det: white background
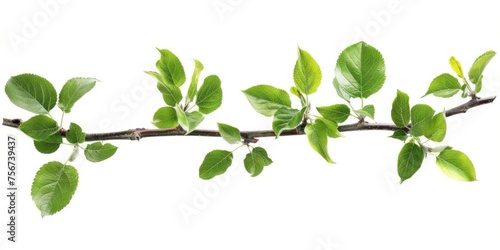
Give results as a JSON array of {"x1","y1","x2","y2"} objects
[{"x1": 1, "y1": 0, "x2": 499, "y2": 249}]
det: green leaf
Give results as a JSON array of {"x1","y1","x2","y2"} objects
[
  {"x1": 84, "y1": 142, "x2": 118, "y2": 162},
  {"x1": 244, "y1": 147, "x2": 273, "y2": 177},
  {"x1": 199, "y1": 150, "x2": 234, "y2": 180},
  {"x1": 185, "y1": 111, "x2": 204, "y2": 134},
  {"x1": 354, "y1": 104, "x2": 375, "y2": 119},
  {"x1": 305, "y1": 121, "x2": 335, "y2": 163},
  {"x1": 243, "y1": 84, "x2": 292, "y2": 117},
  {"x1": 391, "y1": 90, "x2": 410, "y2": 128},
  {"x1": 316, "y1": 118, "x2": 342, "y2": 138},
  {"x1": 409, "y1": 104, "x2": 435, "y2": 137},
  {"x1": 293, "y1": 47, "x2": 322, "y2": 95},
  {"x1": 145, "y1": 71, "x2": 163, "y2": 83},
  {"x1": 426, "y1": 112, "x2": 446, "y2": 142},
  {"x1": 460, "y1": 84, "x2": 468, "y2": 98},
  {"x1": 187, "y1": 59, "x2": 204, "y2": 102},
  {"x1": 468, "y1": 50, "x2": 496, "y2": 84},
  {"x1": 152, "y1": 107, "x2": 178, "y2": 128},
  {"x1": 423, "y1": 73, "x2": 461, "y2": 98},
  {"x1": 449, "y1": 56, "x2": 464, "y2": 78},
  {"x1": 175, "y1": 106, "x2": 189, "y2": 131},
  {"x1": 196, "y1": 75, "x2": 223, "y2": 114},
  {"x1": 475, "y1": 75, "x2": 483, "y2": 93},
  {"x1": 272, "y1": 107, "x2": 306, "y2": 137},
  {"x1": 34, "y1": 141, "x2": 60, "y2": 154},
  {"x1": 156, "y1": 48, "x2": 186, "y2": 87},
  {"x1": 175, "y1": 107, "x2": 204, "y2": 134},
  {"x1": 19, "y1": 115, "x2": 59, "y2": 140},
  {"x1": 58, "y1": 78, "x2": 97, "y2": 113},
  {"x1": 31, "y1": 161, "x2": 78, "y2": 217},
  {"x1": 290, "y1": 86, "x2": 307, "y2": 107},
  {"x1": 429, "y1": 146, "x2": 453, "y2": 153},
  {"x1": 398, "y1": 143, "x2": 425, "y2": 183},
  {"x1": 66, "y1": 123, "x2": 86, "y2": 144},
  {"x1": 333, "y1": 78, "x2": 351, "y2": 101},
  {"x1": 217, "y1": 123, "x2": 242, "y2": 144},
  {"x1": 436, "y1": 149, "x2": 476, "y2": 181},
  {"x1": 34, "y1": 133, "x2": 62, "y2": 154},
  {"x1": 316, "y1": 104, "x2": 350, "y2": 123},
  {"x1": 390, "y1": 130, "x2": 408, "y2": 142},
  {"x1": 5, "y1": 73, "x2": 57, "y2": 114},
  {"x1": 157, "y1": 82, "x2": 182, "y2": 106},
  {"x1": 335, "y1": 42, "x2": 386, "y2": 98},
  {"x1": 68, "y1": 145, "x2": 79, "y2": 162},
  {"x1": 290, "y1": 86, "x2": 301, "y2": 98}
]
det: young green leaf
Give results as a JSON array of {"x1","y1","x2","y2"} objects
[
  {"x1": 187, "y1": 59, "x2": 204, "y2": 102},
  {"x1": 185, "y1": 111, "x2": 204, "y2": 134},
  {"x1": 398, "y1": 142, "x2": 425, "y2": 183},
  {"x1": 305, "y1": 121, "x2": 335, "y2": 163},
  {"x1": 316, "y1": 104, "x2": 350, "y2": 123},
  {"x1": 244, "y1": 147, "x2": 273, "y2": 177},
  {"x1": 460, "y1": 84, "x2": 468, "y2": 98},
  {"x1": 474, "y1": 75, "x2": 483, "y2": 93},
  {"x1": 390, "y1": 130, "x2": 408, "y2": 142},
  {"x1": 5, "y1": 73, "x2": 57, "y2": 114},
  {"x1": 290, "y1": 86, "x2": 307, "y2": 107},
  {"x1": 426, "y1": 112, "x2": 446, "y2": 142},
  {"x1": 175, "y1": 107, "x2": 204, "y2": 134},
  {"x1": 436, "y1": 149, "x2": 476, "y2": 181},
  {"x1": 335, "y1": 42, "x2": 386, "y2": 98},
  {"x1": 243, "y1": 84, "x2": 292, "y2": 117},
  {"x1": 217, "y1": 123, "x2": 242, "y2": 144},
  {"x1": 19, "y1": 115, "x2": 59, "y2": 140},
  {"x1": 423, "y1": 73, "x2": 461, "y2": 98},
  {"x1": 429, "y1": 146, "x2": 453, "y2": 153},
  {"x1": 468, "y1": 50, "x2": 496, "y2": 84},
  {"x1": 84, "y1": 142, "x2": 118, "y2": 162},
  {"x1": 354, "y1": 104, "x2": 375, "y2": 119},
  {"x1": 391, "y1": 90, "x2": 410, "y2": 128},
  {"x1": 196, "y1": 75, "x2": 222, "y2": 114},
  {"x1": 293, "y1": 47, "x2": 322, "y2": 95},
  {"x1": 290, "y1": 86, "x2": 301, "y2": 98},
  {"x1": 58, "y1": 78, "x2": 97, "y2": 113},
  {"x1": 316, "y1": 118, "x2": 342, "y2": 138},
  {"x1": 175, "y1": 106, "x2": 189, "y2": 131},
  {"x1": 152, "y1": 107, "x2": 178, "y2": 128},
  {"x1": 157, "y1": 82, "x2": 183, "y2": 106},
  {"x1": 272, "y1": 107, "x2": 306, "y2": 137},
  {"x1": 156, "y1": 48, "x2": 186, "y2": 87},
  {"x1": 68, "y1": 144, "x2": 79, "y2": 162},
  {"x1": 145, "y1": 71, "x2": 164, "y2": 83},
  {"x1": 449, "y1": 56, "x2": 464, "y2": 78},
  {"x1": 409, "y1": 104, "x2": 435, "y2": 137},
  {"x1": 199, "y1": 150, "x2": 234, "y2": 180},
  {"x1": 333, "y1": 78, "x2": 351, "y2": 101},
  {"x1": 31, "y1": 161, "x2": 79, "y2": 217},
  {"x1": 66, "y1": 123, "x2": 86, "y2": 144}
]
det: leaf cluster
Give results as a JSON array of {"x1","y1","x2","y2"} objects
[
  {"x1": 5, "y1": 75, "x2": 117, "y2": 216},
  {"x1": 147, "y1": 49, "x2": 223, "y2": 133},
  {"x1": 391, "y1": 51, "x2": 496, "y2": 182}
]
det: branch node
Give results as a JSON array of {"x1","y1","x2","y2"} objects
[
  {"x1": 243, "y1": 137, "x2": 259, "y2": 144},
  {"x1": 12, "y1": 118, "x2": 22, "y2": 125},
  {"x1": 59, "y1": 128, "x2": 67, "y2": 136},
  {"x1": 131, "y1": 132, "x2": 141, "y2": 141}
]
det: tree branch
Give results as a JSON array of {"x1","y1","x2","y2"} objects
[{"x1": 3, "y1": 96, "x2": 496, "y2": 142}]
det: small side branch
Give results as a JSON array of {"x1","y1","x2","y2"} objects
[{"x1": 2, "y1": 96, "x2": 496, "y2": 142}]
